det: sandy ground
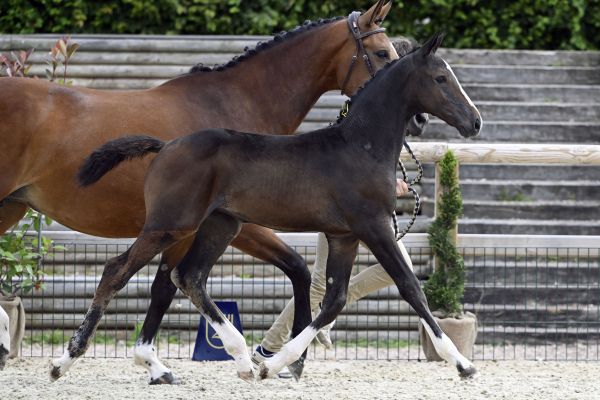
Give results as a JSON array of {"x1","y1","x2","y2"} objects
[{"x1": 1, "y1": 358, "x2": 598, "y2": 400}]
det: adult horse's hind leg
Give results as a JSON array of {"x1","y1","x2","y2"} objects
[
  {"x1": 358, "y1": 221, "x2": 477, "y2": 379},
  {"x1": 133, "y1": 237, "x2": 193, "y2": 385},
  {"x1": 50, "y1": 229, "x2": 193, "y2": 381},
  {"x1": 169, "y1": 212, "x2": 255, "y2": 381},
  {"x1": 259, "y1": 233, "x2": 359, "y2": 380},
  {"x1": 0, "y1": 199, "x2": 28, "y2": 233}
]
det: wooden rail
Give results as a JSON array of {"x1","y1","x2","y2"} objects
[{"x1": 400, "y1": 142, "x2": 600, "y2": 165}]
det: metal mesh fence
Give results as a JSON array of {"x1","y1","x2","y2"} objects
[{"x1": 18, "y1": 241, "x2": 600, "y2": 361}]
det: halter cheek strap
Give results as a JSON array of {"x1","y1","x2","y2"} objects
[{"x1": 340, "y1": 11, "x2": 386, "y2": 96}]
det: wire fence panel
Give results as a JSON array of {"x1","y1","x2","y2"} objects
[{"x1": 18, "y1": 240, "x2": 600, "y2": 361}]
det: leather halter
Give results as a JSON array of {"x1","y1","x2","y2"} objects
[{"x1": 340, "y1": 11, "x2": 387, "y2": 96}]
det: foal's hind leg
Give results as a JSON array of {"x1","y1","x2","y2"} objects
[
  {"x1": 170, "y1": 212, "x2": 255, "y2": 381},
  {"x1": 259, "y1": 234, "x2": 359, "y2": 380},
  {"x1": 358, "y1": 221, "x2": 477, "y2": 379},
  {"x1": 133, "y1": 237, "x2": 193, "y2": 385},
  {"x1": 50, "y1": 229, "x2": 192, "y2": 381}
]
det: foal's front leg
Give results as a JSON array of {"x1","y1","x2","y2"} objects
[
  {"x1": 358, "y1": 221, "x2": 477, "y2": 379},
  {"x1": 170, "y1": 212, "x2": 255, "y2": 382},
  {"x1": 258, "y1": 233, "x2": 359, "y2": 380}
]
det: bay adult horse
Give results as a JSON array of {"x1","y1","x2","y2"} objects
[
  {"x1": 0, "y1": 1, "x2": 427, "y2": 383},
  {"x1": 75, "y1": 33, "x2": 481, "y2": 383}
]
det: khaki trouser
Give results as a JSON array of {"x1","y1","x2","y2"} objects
[{"x1": 260, "y1": 232, "x2": 414, "y2": 352}]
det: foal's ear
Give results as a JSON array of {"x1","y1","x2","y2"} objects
[{"x1": 420, "y1": 32, "x2": 445, "y2": 57}]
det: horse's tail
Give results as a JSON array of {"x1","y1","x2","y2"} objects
[{"x1": 77, "y1": 135, "x2": 165, "y2": 187}]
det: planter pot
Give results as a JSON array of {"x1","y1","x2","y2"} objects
[
  {"x1": 419, "y1": 311, "x2": 478, "y2": 361},
  {"x1": 0, "y1": 296, "x2": 26, "y2": 359}
]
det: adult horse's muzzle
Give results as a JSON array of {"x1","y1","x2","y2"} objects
[{"x1": 406, "y1": 113, "x2": 429, "y2": 136}]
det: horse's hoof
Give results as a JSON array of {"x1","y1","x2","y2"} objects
[
  {"x1": 258, "y1": 362, "x2": 270, "y2": 381},
  {"x1": 149, "y1": 372, "x2": 181, "y2": 385},
  {"x1": 237, "y1": 369, "x2": 255, "y2": 383},
  {"x1": 49, "y1": 364, "x2": 63, "y2": 382},
  {"x1": 0, "y1": 346, "x2": 8, "y2": 371},
  {"x1": 287, "y1": 358, "x2": 305, "y2": 382},
  {"x1": 458, "y1": 365, "x2": 478, "y2": 380}
]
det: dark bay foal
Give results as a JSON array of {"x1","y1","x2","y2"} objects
[{"x1": 74, "y1": 33, "x2": 481, "y2": 381}]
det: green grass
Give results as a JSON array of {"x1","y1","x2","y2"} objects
[
  {"x1": 24, "y1": 330, "x2": 66, "y2": 345},
  {"x1": 497, "y1": 189, "x2": 533, "y2": 202}
]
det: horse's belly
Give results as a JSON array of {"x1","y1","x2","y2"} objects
[{"x1": 26, "y1": 175, "x2": 147, "y2": 238}]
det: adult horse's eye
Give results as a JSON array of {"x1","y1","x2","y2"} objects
[
  {"x1": 435, "y1": 75, "x2": 447, "y2": 84},
  {"x1": 375, "y1": 50, "x2": 389, "y2": 59}
]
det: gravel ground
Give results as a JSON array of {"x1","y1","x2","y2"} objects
[{"x1": 1, "y1": 357, "x2": 598, "y2": 400}]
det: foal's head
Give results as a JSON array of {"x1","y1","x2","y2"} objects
[{"x1": 408, "y1": 33, "x2": 482, "y2": 138}]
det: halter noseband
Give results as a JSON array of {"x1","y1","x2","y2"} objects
[{"x1": 340, "y1": 11, "x2": 386, "y2": 96}]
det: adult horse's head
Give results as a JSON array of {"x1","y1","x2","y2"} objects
[
  {"x1": 331, "y1": 1, "x2": 428, "y2": 135},
  {"x1": 408, "y1": 33, "x2": 481, "y2": 138}
]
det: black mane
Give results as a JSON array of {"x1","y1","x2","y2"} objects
[{"x1": 189, "y1": 17, "x2": 344, "y2": 74}]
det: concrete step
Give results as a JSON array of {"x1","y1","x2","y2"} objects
[
  {"x1": 413, "y1": 120, "x2": 600, "y2": 143},
  {"x1": 459, "y1": 219, "x2": 600, "y2": 235},
  {"x1": 458, "y1": 164, "x2": 599, "y2": 181},
  {"x1": 421, "y1": 200, "x2": 600, "y2": 221},
  {"x1": 466, "y1": 263, "x2": 600, "y2": 286},
  {"x1": 439, "y1": 49, "x2": 600, "y2": 67},
  {"x1": 456, "y1": 179, "x2": 600, "y2": 201},
  {"x1": 453, "y1": 65, "x2": 600, "y2": 85},
  {"x1": 460, "y1": 84, "x2": 600, "y2": 103},
  {"x1": 464, "y1": 284, "x2": 600, "y2": 305},
  {"x1": 470, "y1": 304, "x2": 600, "y2": 326},
  {"x1": 476, "y1": 325, "x2": 600, "y2": 344}
]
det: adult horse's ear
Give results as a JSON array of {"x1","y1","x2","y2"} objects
[
  {"x1": 362, "y1": 0, "x2": 389, "y2": 26},
  {"x1": 420, "y1": 32, "x2": 445, "y2": 57}
]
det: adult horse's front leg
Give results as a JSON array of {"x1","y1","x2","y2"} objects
[
  {"x1": 258, "y1": 233, "x2": 359, "y2": 380},
  {"x1": 169, "y1": 212, "x2": 255, "y2": 382},
  {"x1": 357, "y1": 220, "x2": 477, "y2": 379},
  {"x1": 50, "y1": 230, "x2": 191, "y2": 381}
]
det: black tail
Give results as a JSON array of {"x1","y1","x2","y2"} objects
[{"x1": 77, "y1": 135, "x2": 165, "y2": 187}]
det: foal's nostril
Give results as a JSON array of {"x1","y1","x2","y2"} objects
[
  {"x1": 416, "y1": 114, "x2": 428, "y2": 125},
  {"x1": 474, "y1": 118, "x2": 481, "y2": 131}
]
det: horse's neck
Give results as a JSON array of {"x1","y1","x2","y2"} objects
[
  {"x1": 165, "y1": 23, "x2": 344, "y2": 135},
  {"x1": 341, "y1": 70, "x2": 413, "y2": 164}
]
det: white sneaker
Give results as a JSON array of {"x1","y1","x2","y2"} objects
[{"x1": 251, "y1": 345, "x2": 293, "y2": 379}]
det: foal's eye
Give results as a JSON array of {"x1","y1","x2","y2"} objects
[
  {"x1": 375, "y1": 50, "x2": 389, "y2": 59},
  {"x1": 435, "y1": 75, "x2": 447, "y2": 84}
]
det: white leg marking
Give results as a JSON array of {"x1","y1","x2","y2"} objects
[
  {"x1": 133, "y1": 342, "x2": 172, "y2": 382},
  {"x1": 421, "y1": 319, "x2": 473, "y2": 370},
  {"x1": 50, "y1": 350, "x2": 77, "y2": 380},
  {"x1": 261, "y1": 326, "x2": 317, "y2": 379},
  {"x1": 0, "y1": 306, "x2": 10, "y2": 369},
  {"x1": 207, "y1": 317, "x2": 253, "y2": 381}
]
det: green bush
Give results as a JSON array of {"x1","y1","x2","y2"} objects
[
  {"x1": 423, "y1": 150, "x2": 465, "y2": 316},
  {"x1": 1, "y1": 0, "x2": 597, "y2": 50}
]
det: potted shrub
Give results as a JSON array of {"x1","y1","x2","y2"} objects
[
  {"x1": 420, "y1": 150, "x2": 477, "y2": 361},
  {"x1": 0, "y1": 210, "x2": 54, "y2": 358}
]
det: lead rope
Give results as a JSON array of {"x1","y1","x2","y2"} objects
[{"x1": 393, "y1": 141, "x2": 423, "y2": 240}]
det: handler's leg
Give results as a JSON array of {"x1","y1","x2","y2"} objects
[{"x1": 0, "y1": 305, "x2": 9, "y2": 370}]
